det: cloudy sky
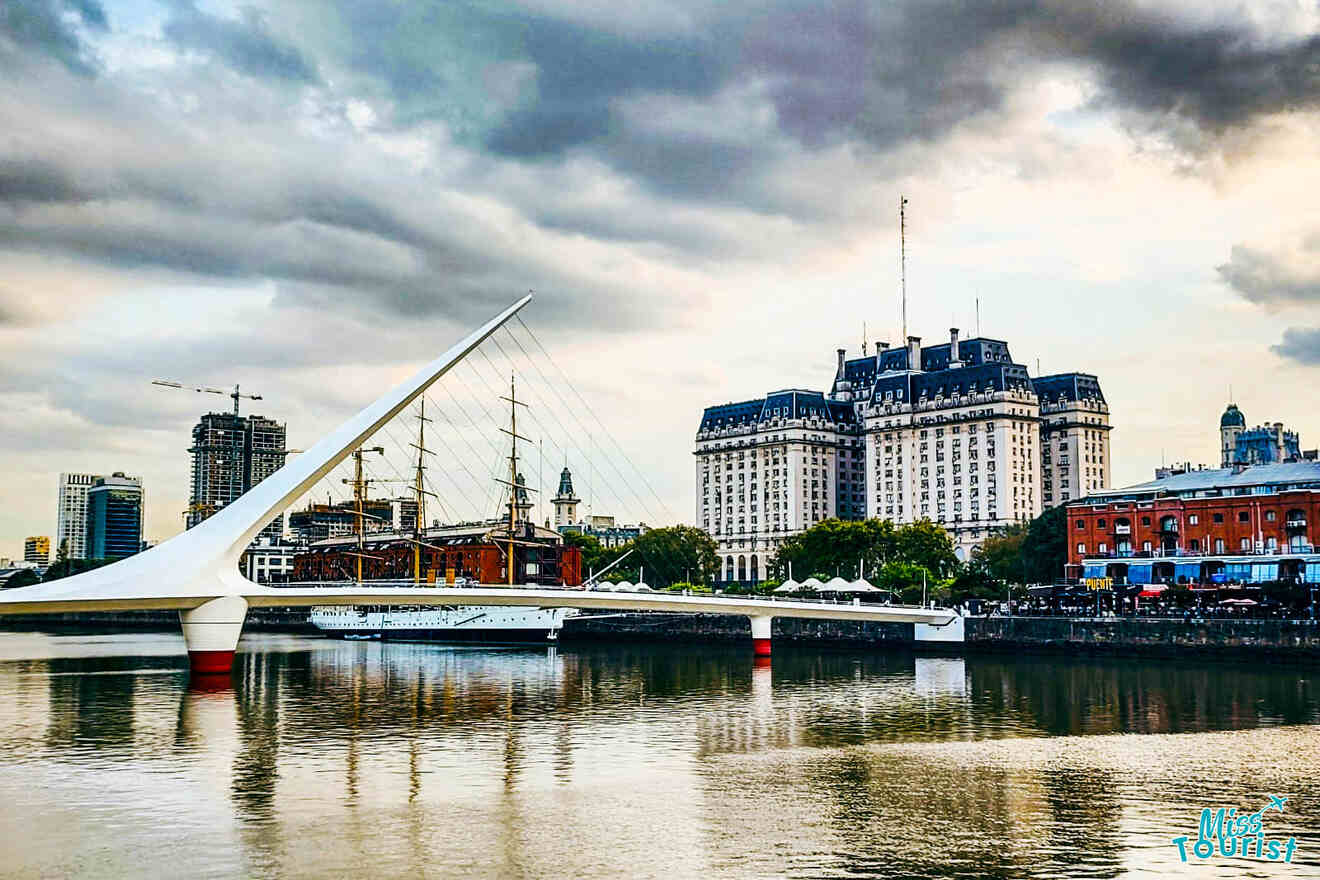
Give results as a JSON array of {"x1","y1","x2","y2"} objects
[{"x1": 4, "y1": 0, "x2": 1320, "y2": 550}]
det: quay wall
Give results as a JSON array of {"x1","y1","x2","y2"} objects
[
  {"x1": 4, "y1": 608, "x2": 1320, "y2": 659},
  {"x1": 565, "y1": 613, "x2": 1320, "y2": 659}
]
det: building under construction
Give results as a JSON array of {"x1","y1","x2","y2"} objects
[
  {"x1": 188, "y1": 412, "x2": 287, "y2": 540},
  {"x1": 290, "y1": 520, "x2": 582, "y2": 586}
]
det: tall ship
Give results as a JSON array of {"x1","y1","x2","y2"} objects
[{"x1": 302, "y1": 381, "x2": 584, "y2": 645}]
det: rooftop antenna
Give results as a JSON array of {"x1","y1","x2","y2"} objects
[
  {"x1": 900, "y1": 195, "x2": 908, "y2": 344},
  {"x1": 862, "y1": 320, "x2": 867, "y2": 355},
  {"x1": 975, "y1": 296, "x2": 981, "y2": 337}
]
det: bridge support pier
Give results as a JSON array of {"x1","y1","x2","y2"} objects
[
  {"x1": 750, "y1": 615, "x2": 772, "y2": 657},
  {"x1": 179, "y1": 596, "x2": 248, "y2": 675}
]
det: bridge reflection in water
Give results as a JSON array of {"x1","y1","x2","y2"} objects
[{"x1": 1, "y1": 632, "x2": 1319, "y2": 878}]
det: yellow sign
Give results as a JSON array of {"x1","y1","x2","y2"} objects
[
  {"x1": 1084, "y1": 577, "x2": 1113, "y2": 591},
  {"x1": 446, "y1": 567, "x2": 456, "y2": 585}
]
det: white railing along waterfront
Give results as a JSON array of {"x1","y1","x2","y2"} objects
[{"x1": 270, "y1": 581, "x2": 934, "y2": 610}]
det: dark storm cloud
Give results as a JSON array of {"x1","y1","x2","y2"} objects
[
  {"x1": 484, "y1": 12, "x2": 726, "y2": 157},
  {"x1": 0, "y1": 158, "x2": 88, "y2": 203},
  {"x1": 0, "y1": 0, "x2": 106, "y2": 73},
  {"x1": 302, "y1": 0, "x2": 1320, "y2": 206},
  {"x1": 1043, "y1": 6, "x2": 1320, "y2": 134},
  {"x1": 1216, "y1": 244, "x2": 1320, "y2": 306},
  {"x1": 1272, "y1": 327, "x2": 1320, "y2": 366},
  {"x1": 163, "y1": 1, "x2": 318, "y2": 83}
]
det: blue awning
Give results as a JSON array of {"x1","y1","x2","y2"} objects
[
  {"x1": 1174, "y1": 563, "x2": 1201, "y2": 582},
  {"x1": 1083, "y1": 564, "x2": 1105, "y2": 579},
  {"x1": 1249, "y1": 563, "x2": 1278, "y2": 583},
  {"x1": 1128, "y1": 563, "x2": 1153, "y2": 585}
]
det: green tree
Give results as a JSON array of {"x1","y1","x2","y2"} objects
[
  {"x1": 593, "y1": 525, "x2": 719, "y2": 588},
  {"x1": 893, "y1": 519, "x2": 959, "y2": 579},
  {"x1": 772, "y1": 518, "x2": 899, "y2": 581},
  {"x1": 977, "y1": 523, "x2": 1028, "y2": 584},
  {"x1": 562, "y1": 531, "x2": 612, "y2": 579},
  {"x1": 2, "y1": 569, "x2": 39, "y2": 589},
  {"x1": 947, "y1": 559, "x2": 999, "y2": 603},
  {"x1": 42, "y1": 557, "x2": 114, "y2": 582},
  {"x1": 1021, "y1": 504, "x2": 1069, "y2": 584}
]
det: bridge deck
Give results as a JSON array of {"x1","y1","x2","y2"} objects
[{"x1": 0, "y1": 583, "x2": 957, "y2": 626}]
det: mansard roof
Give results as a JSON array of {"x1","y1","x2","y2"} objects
[
  {"x1": 1033, "y1": 372, "x2": 1106, "y2": 405},
  {"x1": 698, "y1": 389, "x2": 856, "y2": 432},
  {"x1": 869, "y1": 361, "x2": 1033, "y2": 404},
  {"x1": 837, "y1": 337, "x2": 1017, "y2": 391}
]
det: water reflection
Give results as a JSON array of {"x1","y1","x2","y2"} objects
[{"x1": 0, "y1": 632, "x2": 1317, "y2": 878}]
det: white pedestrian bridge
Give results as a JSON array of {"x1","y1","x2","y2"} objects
[{"x1": 0, "y1": 294, "x2": 955, "y2": 673}]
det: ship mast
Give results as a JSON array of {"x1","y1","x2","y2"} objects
[
  {"x1": 498, "y1": 374, "x2": 533, "y2": 586},
  {"x1": 343, "y1": 446, "x2": 383, "y2": 583},
  {"x1": 410, "y1": 399, "x2": 434, "y2": 586}
]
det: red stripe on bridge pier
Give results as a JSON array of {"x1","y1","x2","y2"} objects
[
  {"x1": 188, "y1": 650, "x2": 235, "y2": 674},
  {"x1": 752, "y1": 638, "x2": 772, "y2": 657}
]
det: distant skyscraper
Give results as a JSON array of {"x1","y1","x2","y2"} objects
[
  {"x1": 86, "y1": 473, "x2": 144, "y2": 559},
  {"x1": 188, "y1": 412, "x2": 287, "y2": 540},
  {"x1": 24, "y1": 536, "x2": 49, "y2": 565},
  {"x1": 56, "y1": 472, "x2": 98, "y2": 560}
]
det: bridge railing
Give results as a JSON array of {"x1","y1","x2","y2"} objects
[{"x1": 270, "y1": 581, "x2": 941, "y2": 610}]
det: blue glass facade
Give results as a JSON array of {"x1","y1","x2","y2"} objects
[{"x1": 86, "y1": 478, "x2": 143, "y2": 559}]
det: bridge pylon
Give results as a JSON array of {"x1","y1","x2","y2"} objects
[
  {"x1": 180, "y1": 596, "x2": 248, "y2": 674},
  {"x1": 750, "y1": 615, "x2": 773, "y2": 657}
]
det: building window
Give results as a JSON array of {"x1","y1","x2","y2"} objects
[
  {"x1": 1077, "y1": 542, "x2": 1085, "y2": 554},
  {"x1": 1213, "y1": 513, "x2": 1224, "y2": 524},
  {"x1": 1189, "y1": 514, "x2": 1199, "y2": 525},
  {"x1": 1097, "y1": 518, "x2": 1106, "y2": 528},
  {"x1": 1238, "y1": 511, "x2": 1249, "y2": 523},
  {"x1": 1075, "y1": 520, "x2": 1085, "y2": 530}
]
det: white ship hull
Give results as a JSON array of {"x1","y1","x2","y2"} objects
[{"x1": 309, "y1": 605, "x2": 574, "y2": 645}]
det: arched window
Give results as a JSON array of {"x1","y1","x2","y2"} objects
[
  {"x1": 737, "y1": 555, "x2": 746, "y2": 581},
  {"x1": 750, "y1": 555, "x2": 759, "y2": 583},
  {"x1": 725, "y1": 556, "x2": 734, "y2": 582}
]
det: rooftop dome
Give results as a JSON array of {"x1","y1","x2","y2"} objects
[{"x1": 1221, "y1": 403, "x2": 1246, "y2": 428}]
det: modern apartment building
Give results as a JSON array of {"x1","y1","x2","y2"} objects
[
  {"x1": 56, "y1": 472, "x2": 100, "y2": 560},
  {"x1": 696, "y1": 328, "x2": 1110, "y2": 580}
]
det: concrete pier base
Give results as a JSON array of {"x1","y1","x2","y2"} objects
[
  {"x1": 750, "y1": 615, "x2": 773, "y2": 656},
  {"x1": 179, "y1": 596, "x2": 248, "y2": 675}
]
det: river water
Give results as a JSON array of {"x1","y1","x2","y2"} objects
[{"x1": 0, "y1": 631, "x2": 1317, "y2": 879}]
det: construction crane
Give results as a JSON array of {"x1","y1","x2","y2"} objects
[
  {"x1": 152, "y1": 378, "x2": 265, "y2": 527},
  {"x1": 151, "y1": 379, "x2": 262, "y2": 417}
]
